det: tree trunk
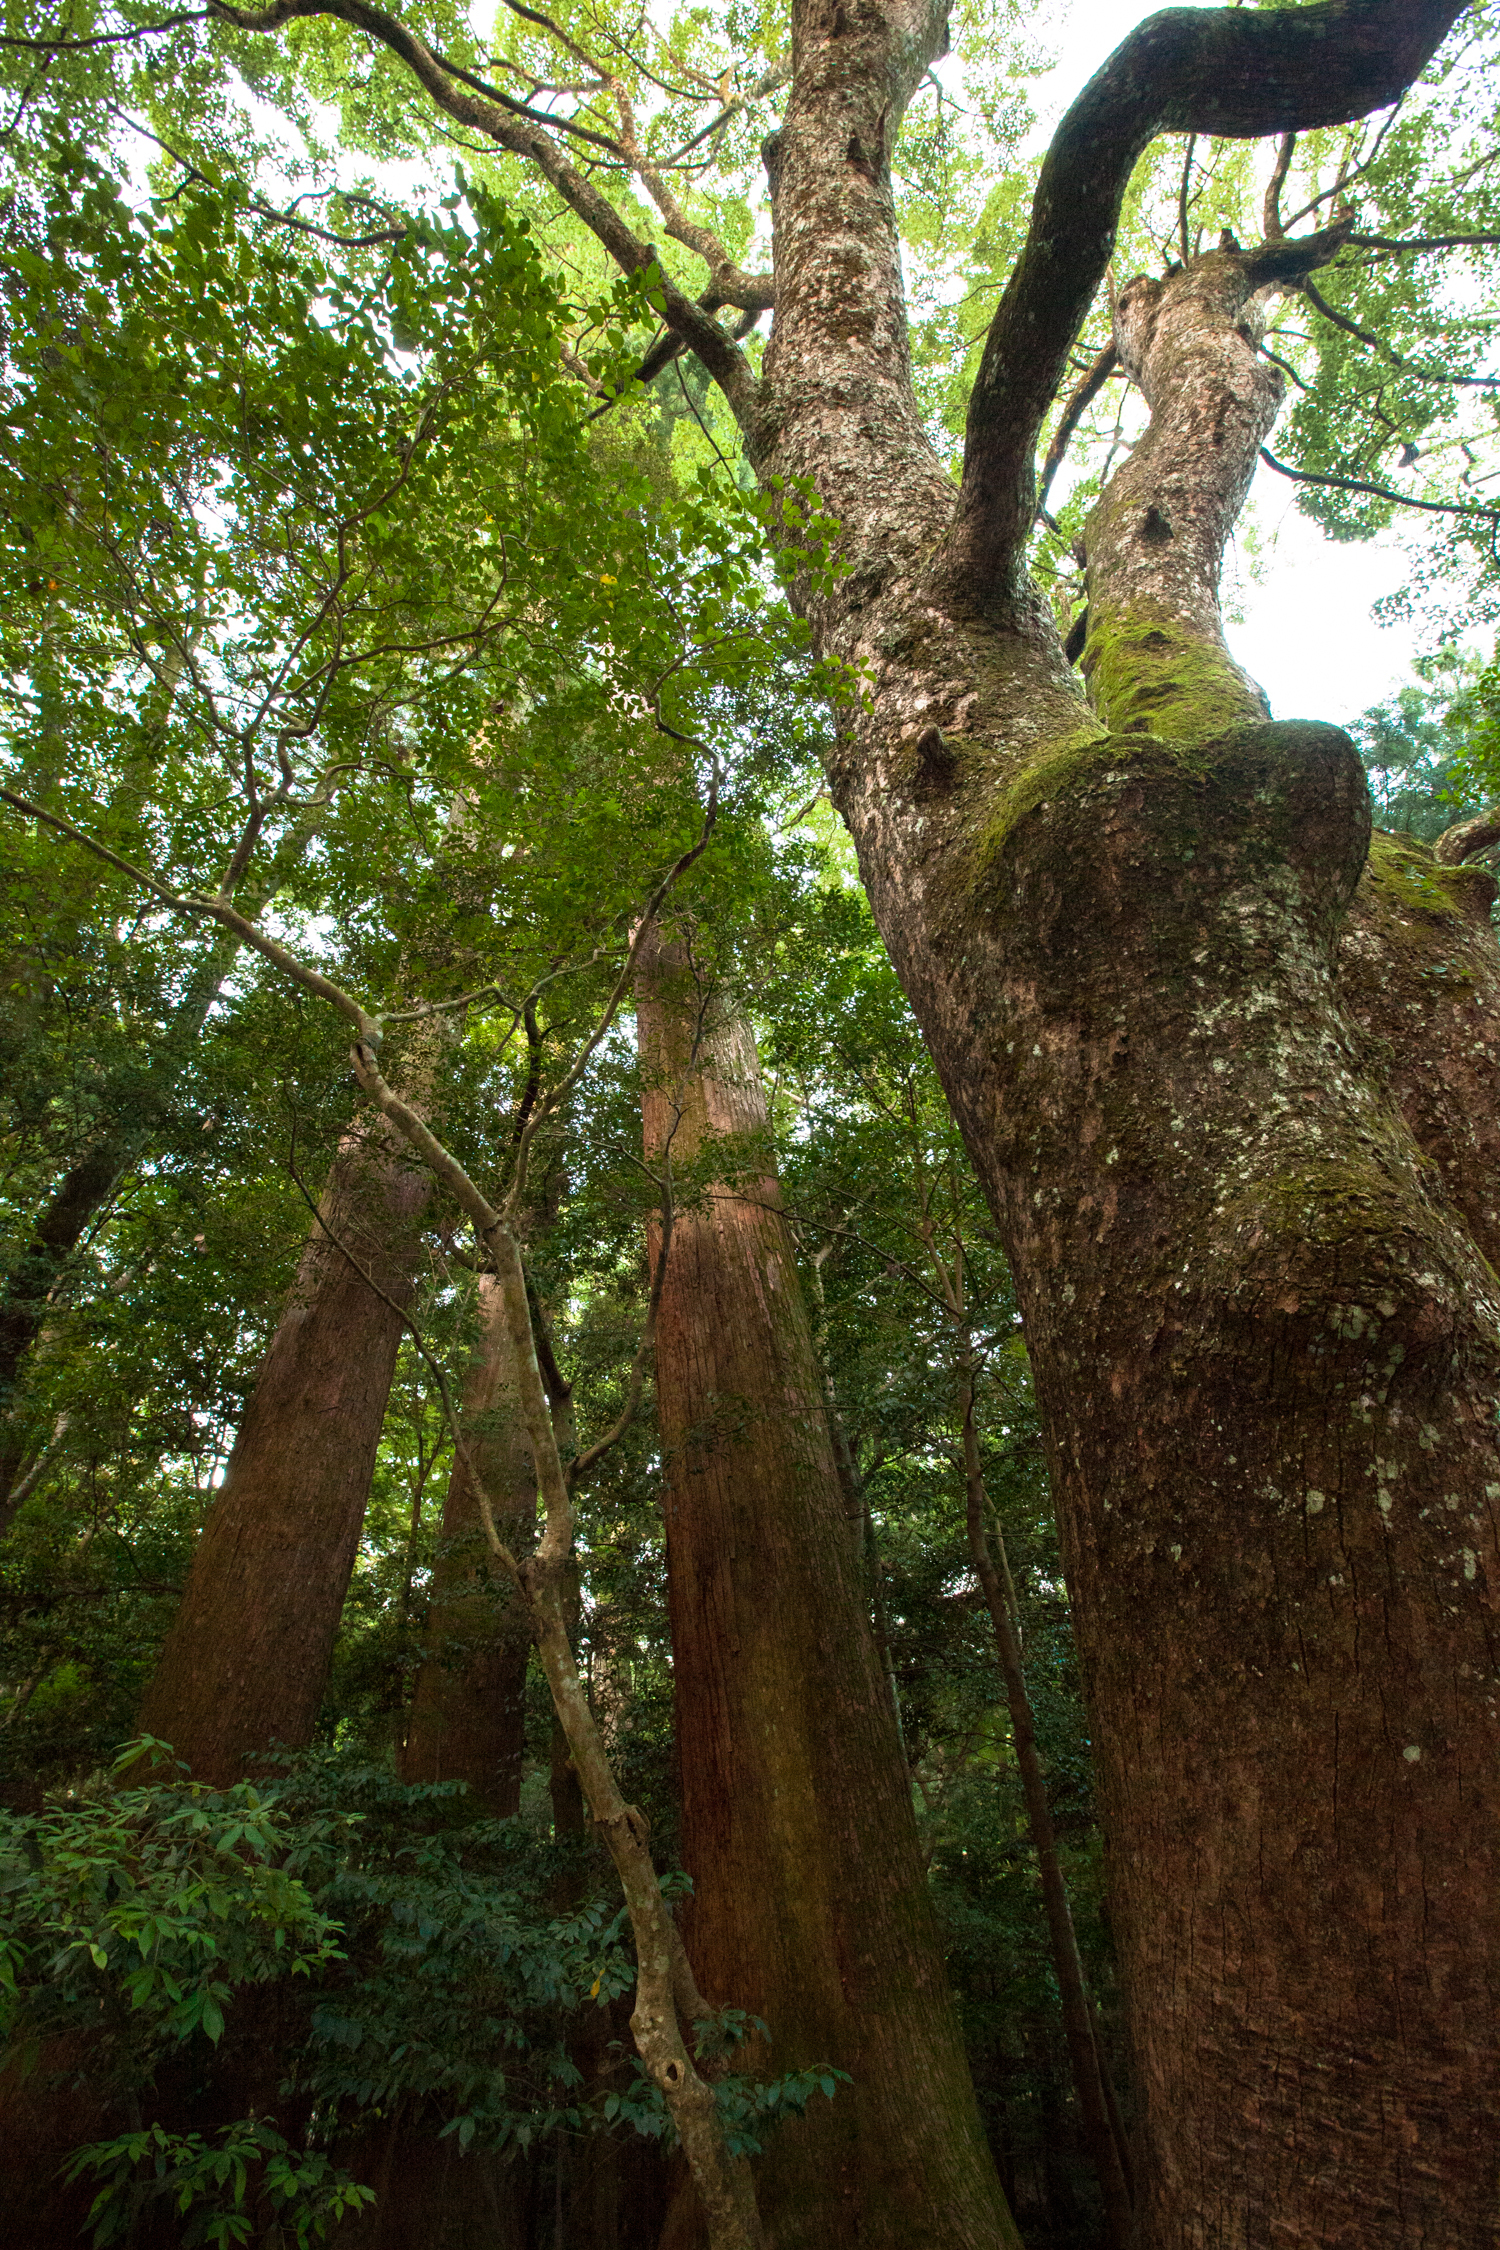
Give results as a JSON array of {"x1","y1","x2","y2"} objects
[
  {"x1": 637, "y1": 933, "x2": 1019, "y2": 2250},
  {"x1": 400, "y1": 1276, "x2": 536, "y2": 1813},
  {"x1": 135, "y1": 1043, "x2": 443, "y2": 1784},
  {"x1": 0, "y1": 931, "x2": 243, "y2": 1526}
]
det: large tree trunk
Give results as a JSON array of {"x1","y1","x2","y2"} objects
[
  {"x1": 637, "y1": 932, "x2": 1019, "y2": 2250},
  {"x1": 135, "y1": 1047, "x2": 442, "y2": 1784},
  {"x1": 755, "y1": 52, "x2": 1500, "y2": 2221},
  {"x1": 400, "y1": 1275, "x2": 535, "y2": 1813}
]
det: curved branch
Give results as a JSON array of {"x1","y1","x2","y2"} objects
[
  {"x1": 1301, "y1": 275, "x2": 1500, "y2": 386},
  {"x1": 1035, "y1": 341, "x2": 1119, "y2": 519},
  {"x1": 945, "y1": 0, "x2": 1469, "y2": 606},
  {"x1": 1259, "y1": 445, "x2": 1499, "y2": 519}
]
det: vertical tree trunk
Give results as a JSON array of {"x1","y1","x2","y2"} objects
[
  {"x1": 637, "y1": 933, "x2": 1019, "y2": 2250},
  {"x1": 400, "y1": 1275, "x2": 536, "y2": 1813},
  {"x1": 135, "y1": 1043, "x2": 443, "y2": 1784}
]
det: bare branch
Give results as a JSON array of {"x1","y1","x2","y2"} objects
[
  {"x1": 0, "y1": 787, "x2": 381, "y2": 1040},
  {"x1": 1259, "y1": 445, "x2": 1500, "y2": 519},
  {"x1": 1035, "y1": 341, "x2": 1119, "y2": 520},
  {"x1": 1347, "y1": 230, "x2": 1500, "y2": 253},
  {"x1": 1302, "y1": 275, "x2": 1500, "y2": 386},
  {"x1": 208, "y1": 0, "x2": 761, "y2": 432},
  {"x1": 1264, "y1": 132, "x2": 1296, "y2": 243}
]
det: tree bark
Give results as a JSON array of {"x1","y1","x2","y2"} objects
[
  {"x1": 637, "y1": 932, "x2": 1019, "y2": 2250},
  {"x1": 736, "y1": 12, "x2": 1500, "y2": 2226},
  {"x1": 135, "y1": 1035, "x2": 444, "y2": 1784},
  {"x1": 108, "y1": 0, "x2": 1495, "y2": 2232},
  {"x1": 400, "y1": 1275, "x2": 536, "y2": 1813}
]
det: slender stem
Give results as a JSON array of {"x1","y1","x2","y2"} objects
[
  {"x1": 13, "y1": 784, "x2": 764, "y2": 2249},
  {"x1": 958, "y1": 1343, "x2": 1134, "y2": 2242}
]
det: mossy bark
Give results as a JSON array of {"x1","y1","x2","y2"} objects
[
  {"x1": 400, "y1": 1275, "x2": 536, "y2": 1812},
  {"x1": 638, "y1": 933, "x2": 1019, "y2": 2250},
  {"x1": 755, "y1": 100, "x2": 1500, "y2": 2235}
]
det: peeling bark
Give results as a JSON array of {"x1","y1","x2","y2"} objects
[{"x1": 638, "y1": 933, "x2": 1018, "y2": 2250}]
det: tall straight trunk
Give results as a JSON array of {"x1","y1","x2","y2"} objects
[
  {"x1": 136, "y1": 1031, "x2": 444, "y2": 1783},
  {"x1": 637, "y1": 933, "x2": 1019, "y2": 2250},
  {"x1": 400, "y1": 1275, "x2": 535, "y2": 1813}
]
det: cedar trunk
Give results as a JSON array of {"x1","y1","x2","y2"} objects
[
  {"x1": 400, "y1": 1275, "x2": 535, "y2": 1813},
  {"x1": 637, "y1": 934, "x2": 1018, "y2": 2250},
  {"x1": 136, "y1": 1090, "x2": 436, "y2": 1783}
]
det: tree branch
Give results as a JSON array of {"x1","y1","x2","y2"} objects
[
  {"x1": 1035, "y1": 341, "x2": 1119, "y2": 519},
  {"x1": 944, "y1": 0, "x2": 1469, "y2": 606},
  {"x1": 1434, "y1": 805, "x2": 1500, "y2": 864},
  {"x1": 1301, "y1": 274, "x2": 1500, "y2": 385},
  {"x1": 1347, "y1": 229, "x2": 1500, "y2": 253},
  {"x1": 208, "y1": 0, "x2": 761, "y2": 431},
  {"x1": 1259, "y1": 445, "x2": 1499, "y2": 519}
]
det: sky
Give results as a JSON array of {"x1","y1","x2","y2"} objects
[
  {"x1": 1014, "y1": 0, "x2": 1460, "y2": 726},
  {"x1": 265, "y1": 0, "x2": 1470, "y2": 730}
]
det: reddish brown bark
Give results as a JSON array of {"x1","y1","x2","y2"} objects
[
  {"x1": 400, "y1": 1276, "x2": 535, "y2": 1813},
  {"x1": 638, "y1": 935, "x2": 1018, "y2": 2250},
  {"x1": 136, "y1": 1092, "x2": 437, "y2": 1784}
]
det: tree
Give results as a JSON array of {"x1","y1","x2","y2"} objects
[
  {"x1": 132, "y1": 0, "x2": 1493, "y2": 2236},
  {"x1": 133, "y1": 1041, "x2": 445, "y2": 1784},
  {"x1": 636, "y1": 925, "x2": 1014, "y2": 2250},
  {"x1": 399, "y1": 1272, "x2": 536, "y2": 1811},
  {"x1": 7, "y1": 0, "x2": 1500, "y2": 2235}
]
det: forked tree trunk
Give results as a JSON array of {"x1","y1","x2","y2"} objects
[
  {"x1": 136, "y1": 1042, "x2": 443, "y2": 1783},
  {"x1": 739, "y1": 5, "x2": 1500, "y2": 2225},
  {"x1": 637, "y1": 932, "x2": 1019, "y2": 2250},
  {"x1": 400, "y1": 1275, "x2": 536, "y2": 1812}
]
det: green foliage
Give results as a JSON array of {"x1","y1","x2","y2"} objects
[
  {"x1": 1351, "y1": 646, "x2": 1492, "y2": 839},
  {"x1": 64, "y1": 2118, "x2": 376, "y2": 2250},
  {"x1": 0, "y1": 1745, "x2": 346, "y2": 2075}
]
